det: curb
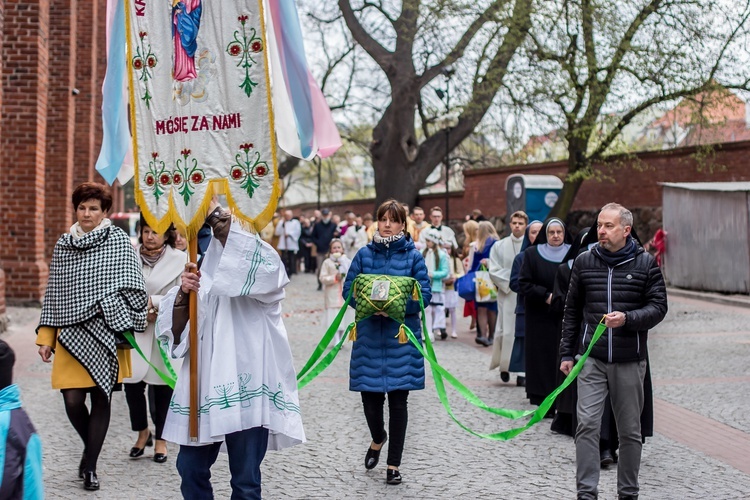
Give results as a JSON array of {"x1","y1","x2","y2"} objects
[{"x1": 667, "y1": 287, "x2": 750, "y2": 309}]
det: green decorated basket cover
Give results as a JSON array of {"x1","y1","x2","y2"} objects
[{"x1": 350, "y1": 274, "x2": 421, "y2": 343}]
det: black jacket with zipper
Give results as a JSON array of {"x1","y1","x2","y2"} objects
[{"x1": 559, "y1": 244, "x2": 668, "y2": 363}]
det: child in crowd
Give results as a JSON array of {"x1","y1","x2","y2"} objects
[
  {"x1": 422, "y1": 230, "x2": 449, "y2": 341},
  {"x1": 319, "y1": 239, "x2": 352, "y2": 344},
  {"x1": 443, "y1": 246, "x2": 464, "y2": 339},
  {"x1": 0, "y1": 339, "x2": 43, "y2": 499}
]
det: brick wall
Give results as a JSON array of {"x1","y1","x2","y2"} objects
[
  {"x1": 0, "y1": 0, "x2": 5, "y2": 327},
  {"x1": 44, "y1": 0, "x2": 76, "y2": 260},
  {"x1": 1, "y1": 0, "x2": 51, "y2": 303},
  {"x1": 291, "y1": 141, "x2": 750, "y2": 225},
  {"x1": 72, "y1": 0, "x2": 98, "y2": 186},
  {"x1": 457, "y1": 141, "x2": 750, "y2": 218},
  {"x1": 0, "y1": 0, "x2": 110, "y2": 303}
]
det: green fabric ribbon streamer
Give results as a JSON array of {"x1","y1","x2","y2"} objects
[
  {"x1": 123, "y1": 330, "x2": 178, "y2": 390},
  {"x1": 296, "y1": 288, "x2": 353, "y2": 383},
  {"x1": 404, "y1": 297, "x2": 607, "y2": 439},
  {"x1": 296, "y1": 280, "x2": 606, "y2": 440}
]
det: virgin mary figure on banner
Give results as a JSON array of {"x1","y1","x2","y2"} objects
[{"x1": 172, "y1": 0, "x2": 202, "y2": 82}]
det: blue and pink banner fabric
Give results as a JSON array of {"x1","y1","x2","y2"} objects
[{"x1": 96, "y1": 0, "x2": 341, "y2": 237}]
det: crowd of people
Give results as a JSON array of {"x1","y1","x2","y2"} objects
[
  {"x1": 5, "y1": 182, "x2": 666, "y2": 500},
  {"x1": 297, "y1": 201, "x2": 665, "y2": 500}
]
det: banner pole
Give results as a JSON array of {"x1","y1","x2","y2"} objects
[{"x1": 188, "y1": 237, "x2": 199, "y2": 442}]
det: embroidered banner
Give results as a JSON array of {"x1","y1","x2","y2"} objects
[{"x1": 125, "y1": 0, "x2": 279, "y2": 236}]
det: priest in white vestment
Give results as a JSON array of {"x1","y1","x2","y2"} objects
[
  {"x1": 488, "y1": 211, "x2": 528, "y2": 380},
  {"x1": 157, "y1": 203, "x2": 305, "y2": 499}
]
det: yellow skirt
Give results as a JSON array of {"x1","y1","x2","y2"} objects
[{"x1": 36, "y1": 326, "x2": 132, "y2": 390}]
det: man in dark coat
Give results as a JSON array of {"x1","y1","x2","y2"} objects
[
  {"x1": 560, "y1": 203, "x2": 668, "y2": 500},
  {"x1": 311, "y1": 208, "x2": 337, "y2": 289}
]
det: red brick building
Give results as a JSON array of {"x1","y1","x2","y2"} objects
[
  {"x1": 1, "y1": 0, "x2": 749, "y2": 330},
  {"x1": 0, "y1": 0, "x2": 125, "y2": 329}
]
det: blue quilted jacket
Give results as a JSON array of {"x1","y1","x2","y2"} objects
[{"x1": 343, "y1": 235, "x2": 432, "y2": 393}]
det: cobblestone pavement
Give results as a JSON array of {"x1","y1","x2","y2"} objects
[{"x1": 5, "y1": 273, "x2": 750, "y2": 499}]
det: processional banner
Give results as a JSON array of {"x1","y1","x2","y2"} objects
[{"x1": 126, "y1": 0, "x2": 278, "y2": 236}]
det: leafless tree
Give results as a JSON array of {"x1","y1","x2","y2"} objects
[
  {"x1": 505, "y1": 0, "x2": 750, "y2": 218},
  {"x1": 301, "y1": 0, "x2": 534, "y2": 209}
]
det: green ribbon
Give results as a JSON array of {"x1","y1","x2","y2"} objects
[
  {"x1": 297, "y1": 324, "x2": 351, "y2": 390},
  {"x1": 296, "y1": 288, "x2": 353, "y2": 383},
  {"x1": 123, "y1": 330, "x2": 178, "y2": 390},
  {"x1": 295, "y1": 284, "x2": 607, "y2": 440},
  {"x1": 404, "y1": 295, "x2": 607, "y2": 439}
]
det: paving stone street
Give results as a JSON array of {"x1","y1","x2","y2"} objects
[{"x1": 4, "y1": 273, "x2": 750, "y2": 499}]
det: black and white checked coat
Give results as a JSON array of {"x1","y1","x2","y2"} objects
[{"x1": 38, "y1": 224, "x2": 148, "y2": 395}]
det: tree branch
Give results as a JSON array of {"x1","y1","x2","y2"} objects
[
  {"x1": 589, "y1": 84, "x2": 712, "y2": 161},
  {"x1": 419, "y1": 0, "x2": 509, "y2": 87},
  {"x1": 603, "y1": 0, "x2": 662, "y2": 89},
  {"x1": 338, "y1": 0, "x2": 392, "y2": 69}
]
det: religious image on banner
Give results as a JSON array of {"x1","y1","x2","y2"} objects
[{"x1": 126, "y1": 0, "x2": 280, "y2": 236}]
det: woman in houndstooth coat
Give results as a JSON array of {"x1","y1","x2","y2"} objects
[{"x1": 36, "y1": 183, "x2": 147, "y2": 491}]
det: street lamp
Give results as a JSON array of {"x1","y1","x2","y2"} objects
[
  {"x1": 435, "y1": 67, "x2": 455, "y2": 221},
  {"x1": 315, "y1": 156, "x2": 322, "y2": 210}
]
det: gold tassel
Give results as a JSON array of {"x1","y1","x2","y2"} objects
[
  {"x1": 412, "y1": 283, "x2": 420, "y2": 301},
  {"x1": 348, "y1": 323, "x2": 357, "y2": 342},
  {"x1": 397, "y1": 324, "x2": 408, "y2": 344}
]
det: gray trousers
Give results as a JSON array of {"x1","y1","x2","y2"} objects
[{"x1": 576, "y1": 357, "x2": 647, "y2": 499}]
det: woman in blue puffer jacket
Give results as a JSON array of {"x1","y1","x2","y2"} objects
[{"x1": 342, "y1": 199, "x2": 431, "y2": 486}]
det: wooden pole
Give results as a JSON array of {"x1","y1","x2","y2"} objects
[{"x1": 188, "y1": 237, "x2": 199, "y2": 441}]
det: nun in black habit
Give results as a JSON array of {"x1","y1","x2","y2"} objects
[
  {"x1": 518, "y1": 218, "x2": 572, "y2": 407},
  {"x1": 549, "y1": 228, "x2": 590, "y2": 436},
  {"x1": 508, "y1": 220, "x2": 544, "y2": 385}
]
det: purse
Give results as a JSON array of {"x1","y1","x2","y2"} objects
[{"x1": 455, "y1": 271, "x2": 476, "y2": 301}]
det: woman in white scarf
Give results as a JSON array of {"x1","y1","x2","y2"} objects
[
  {"x1": 518, "y1": 218, "x2": 571, "y2": 409},
  {"x1": 36, "y1": 182, "x2": 147, "y2": 491},
  {"x1": 124, "y1": 217, "x2": 186, "y2": 463}
]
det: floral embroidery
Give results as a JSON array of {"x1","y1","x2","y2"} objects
[
  {"x1": 229, "y1": 142, "x2": 269, "y2": 199},
  {"x1": 226, "y1": 14, "x2": 263, "y2": 97},
  {"x1": 144, "y1": 152, "x2": 170, "y2": 203},
  {"x1": 173, "y1": 148, "x2": 205, "y2": 206},
  {"x1": 132, "y1": 31, "x2": 158, "y2": 108}
]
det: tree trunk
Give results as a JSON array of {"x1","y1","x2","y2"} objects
[
  {"x1": 549, "y1": 176, "x2": 584, "y2": 221},
  {"x1": 548, "y1": 145, "x2": 586, "y2": 220},
  {"x1": 372, "y1": 149, "x2": 422, "y2": 211}
]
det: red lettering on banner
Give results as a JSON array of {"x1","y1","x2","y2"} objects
[
  {"x1": 153, "y1": 113, "x2": 243, "y2": 135},
  {"x1": 135, "y1": 0, "x2": 146, "y2": 17}
]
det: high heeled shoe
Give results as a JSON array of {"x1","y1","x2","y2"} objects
[
  {"x1": 386, "y1": 468, "x2": 402, "y2": 485},
  {"x1": 364, "y1": 432, "x2": 387, "y2": 470},
  {"x1": 78, "y1": 452, "x2": 87, "y2": 479},
  {"x1": 153, "y1": 453, "x2": 168, "y2": 463},
  {"x1": 129, "y1": 431, "x2": 153, "y2": 458},
  {"x1": 83, "y1": 471, "x2": 99, "y2": 491}
]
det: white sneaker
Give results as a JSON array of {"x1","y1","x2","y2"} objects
[{"x1": 450, "y1": 331, "x2": 458, "y2": 338}]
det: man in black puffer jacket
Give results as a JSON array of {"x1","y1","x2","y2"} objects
[{"x1": 560, "y1": 203, "x2": 667, "y2": 500}]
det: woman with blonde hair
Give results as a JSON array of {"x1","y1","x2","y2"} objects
[
  {"x1": 468, "y1": 221, "x2": 500, "y2": 346},
  {"x1": 461, "y1": 220, "x2": 480, "y2": 333}
]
